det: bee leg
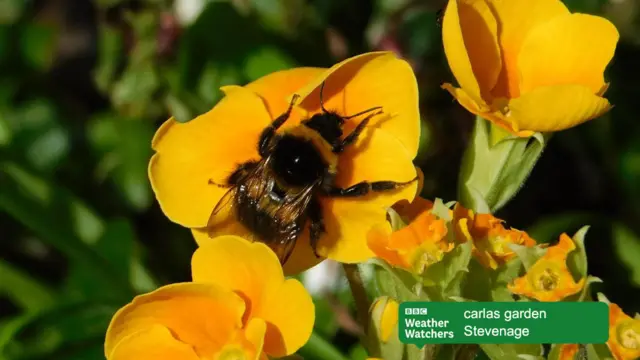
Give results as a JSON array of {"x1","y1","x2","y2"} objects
[
  {"x1": 258, "y1": 94, "x2": 300, "y2": 156},
  {"x1": 332, "y1": 109, "x2": 383, "y2": 153},
  {"x1": 208, "y1": 179, "x2": 231, "y2": 188},
  {"x1": 308, "y1": 199, "x2": 325, "y2": 258},
  {"x1": 325, "y1": 177, "x2": 418, "y2": 197},
  {"x1": 208, "y1": 161, "x2": 258, "y2": 187}
]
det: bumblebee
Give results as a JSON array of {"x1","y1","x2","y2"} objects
[{"x1": 208, "y1": 81, "x2": 417, "y2": 264}]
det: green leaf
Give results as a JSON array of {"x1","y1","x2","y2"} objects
[
  {"x1": 526, "y1": 212, "x2": 595, "y2": 244},
  {"x1": 611, "y1": 222, "x2": 640, "y2": 286},
  {"x1": 111, "y1": 66, "x2": 160, "y2": 118},
  {"x1": 298, "y1": 333, "x2": 349, "y2": 360},
  {"x1": 0, "y1": 162, "x2": 133, "y2": 299},
  {"x1": 1, "y1": 302, "x2": 119, "y2": 360},
  {"x1": 404, "y1": 343, "x2": 436, "y2": 360},
  {"x1": 88, "y1": 115, "x2": 153, "y2": 210},
  {"x1": 242, "y1": 46, "x2": 296, "y2": 81},
  {"x1": 4, "y1": 99, "x2": 70, "y2": 172},
  {"x1": 479, "y1": 343, "x2": 543, "y2": 360},
  {"x1": 19, "y1": 24, "x2": 57, "y2": 70},
  {"x1": 0, "y1": 0, "x2": 27, "y2": 23},
  {"x1": 458, "y1": 116, "x2": 549, "y2": 213},
  {"x1": 348, "y1": 344, "x2": 368, "y2": 360},
  {"x1": 94, "y1": 25, "x2": 123, "y2": 93},
  {"x1": 0, "y1": 260, "x2": 55, "y2": 312}
]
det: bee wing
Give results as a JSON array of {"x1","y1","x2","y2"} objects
[
  {"x1": 206, "y1": 159, "x2": 269, "y2": 239},
  {"x1": 206, "y1": 186, "x2": 237, "y2": 238},
  {"x1": 271, "y1": 184, "x2": 317, "y2": 264}
]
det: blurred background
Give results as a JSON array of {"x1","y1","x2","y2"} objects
[{"x1": 0, "y1": 0, "x2": 639, "y2": 359}]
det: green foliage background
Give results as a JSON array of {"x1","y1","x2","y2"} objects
[{"x1": 0, "y1": 0, "x2": 639, "y2": 359}]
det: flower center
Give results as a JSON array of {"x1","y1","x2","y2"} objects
[
  {"x1": 214, "y1": 346, "x2": 249, "y2": 360},
  {"x1": 617, "y1": 322, "x2": 640, "y2": 350},
  {"x1": 535, "y1": 268, "x2": 559, "y2": 291}
]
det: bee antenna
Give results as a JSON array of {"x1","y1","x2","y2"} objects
[
  {"x1": 343, "y1": 106, "x2": 383, "y2": 120},
  {"x1": 319, "y1": 81, "x2": 329, "y2": 113}
]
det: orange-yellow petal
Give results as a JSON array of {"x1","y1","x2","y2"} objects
[
  {"x1": 558, "y1": 344, "x2": 579, "y2": 360},
  {"x1": 149, "y1": 86, "x2": 270, "y2": 228},
  {"x1": 486, "y1": 0, "x2": 570, "y2": 98},
  {"x1": 441, "y1": 84, "x2": 515, "y2": 134},
  {"x1": 608, "y1": 303, "x2": 640, "y2": 360},
  {"x1": 191, "y1": 236, "x2": 283, "y2": 318},
  {"x1": 507, "y1": 85, "x2": 612, "y2": 133},
  {"x1": 442, "y1": 0, "x2": 501, "y2": 108},
  {"x1": 318, "y1": 130, "x2": 418, "y2": 263},
  {"x1": 105, "y1": 283, "x2": 246, "y2": 359},
  {"x1": 191, "y1": 228, "x2": 323, "y2": 276},
  {"x1": 258, "y1": 280, "x2": 315, "y2": 357},
  {"x1": 191, "y1": 236, "x2": 314, "y2": 357},
  {"x1": 518, "y1": 13, "x2": 619, "y2": 94},
  {"x1": 244, "y1": 67, "x2": 325, "y2": 121},
  {"x1": 508, "y1": 234, "x2": 585, "y2": 301},
  {"x1": 107, "y1": 325, "x2": 201, "y2": 360},
  {"x1": 367, "y1": 222, "x2": 407, "y2": 268},
  {"x1": 318, "y1": 199, "x2": 385, "y2": 263},
  {"x1": 380, "y1": 298, "x2": 399, "y2": 342},
  {"x1": 213, "y1": 318, "x2": 267, "y2": 360},
  {"x1": 293, "y1": 52, "x2": 421, "y2": 156},
  {"x1": 333, "y1": 127, "x2": 418, "y2": 209}
]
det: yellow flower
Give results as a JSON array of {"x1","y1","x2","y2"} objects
[
  {"x1": 370, "y1": 297, "x2": 399, "y2": 342},
  {"x1": 557, "y1": 344, "x2": 579, "y2": 360},
  {"x1": 607, "y1": 302, "x2": 640, "y2": 360},
  {"x1": 367, "y1": 197, "x2": 454, "y2": 274},
  {"x1": 508, "y1": 233, "x2": 585, "y2": 301},
  {"x1": 149, "y1": 52, "x2": 420, "y2": 274},
  {"x1": 105, "y1": 236, "x2": 314, "y2": 360},
  {"x1": 441, "y1": 0, "x2": 619, "y2": 136},
  {"x1": 453, "y1": 204, "x2": 536, "y2": 269}
]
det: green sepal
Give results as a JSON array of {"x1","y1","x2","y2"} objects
[
  {"x1": 462, "y1": 258, "x2": 521, "y2": 302},
  {"x1": 479, "y1": 343, "x2": 544, "y2": 360},
  {"x1": 420, "y1": 241, "x2": 473, "y2": 299},
  {"x1": 586, "y1": 344, "x2": 615, "y2": 360},
  {"x1": 508, "y1": 243, "x2": 547, "y2": 271},
  {"x1": 569, "y1": 276, "x2": 603, "y2": 302},
  {"x1": 371, "y1": 259, "x2": 420, "y2": 302},
  {"x1": 458, "y1": 116, "x2": 549, "y2": 213},
  {"x1": 568, "y1": 226, "x2": 590, "y2": 280}
]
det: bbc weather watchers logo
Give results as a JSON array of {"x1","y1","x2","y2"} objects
[{"x1": 405, "y1": 307, "x2": 428, "y2": 315}]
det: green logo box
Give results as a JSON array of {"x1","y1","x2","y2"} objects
[{"x1": 399, "y1": 302, "x2": 608, "y2": 345}]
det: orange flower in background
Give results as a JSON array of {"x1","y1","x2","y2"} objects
[
  {"x1": 607, "y1": 302, "x2": 640, "y2": 360},
  {"x1": 508, "y1": 234, "x2": 585, "y2": 301},
  {"x1": 367, "y1": 197, "x2": 454, "y2": 273},
  {"x1": 105, "y1": 236, "x2": 314, "y2": 360},
  {"x1": 557, "y1": 344, "x2": 579, "y2": 360},
  {"x1": 441, "y1": 0, "x2": 619, "y2": 136},
  {"x1": 453, "y1": 204, "x2": 535, "y2": 269},
  {"x1": 149, "y1": 52, "x2": 420, "y2": 274}
]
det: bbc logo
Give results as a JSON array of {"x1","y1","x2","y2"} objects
[{"x1": 405, "y1": 307, "x2": 428, "y2": 315}]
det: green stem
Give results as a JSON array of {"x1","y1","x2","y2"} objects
[
  {"x1": 298, "y1": 333, "x2": 349, "y2": 360},
  {"x1": 342, "y1": 263, "x2": 371, "y2": 333}
]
